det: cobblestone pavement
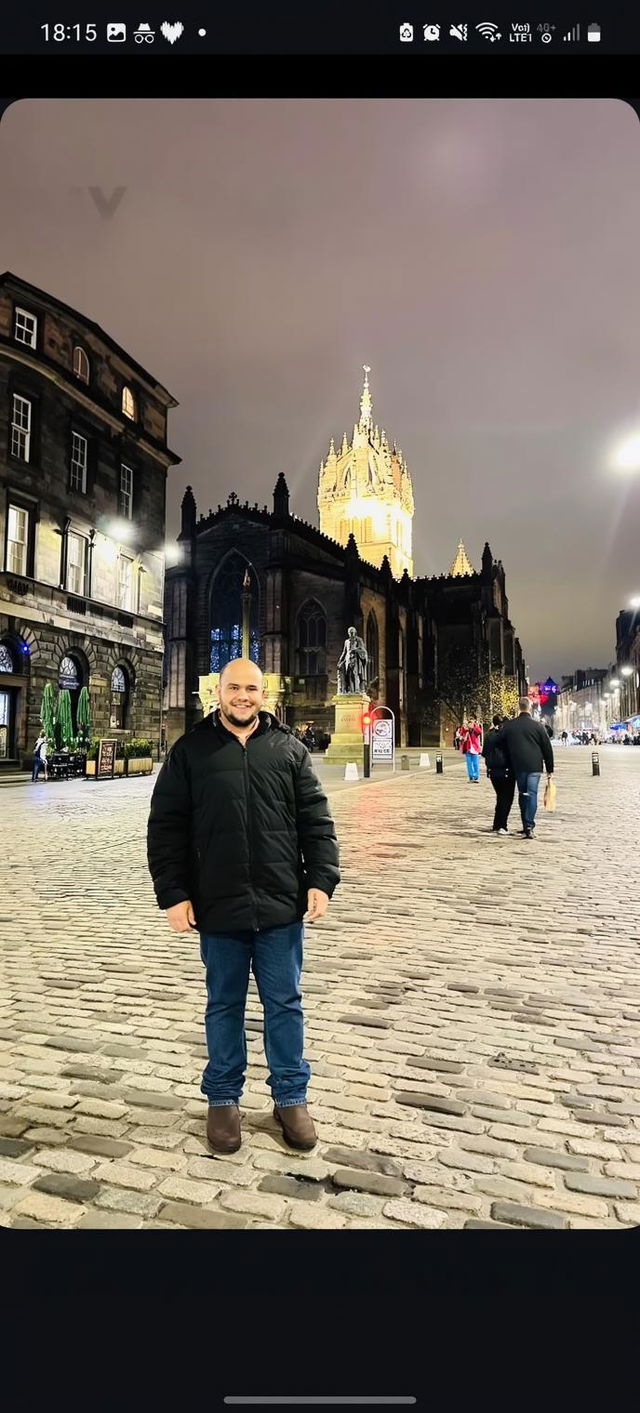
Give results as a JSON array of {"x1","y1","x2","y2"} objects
[{"x1": 1, "y1": 746, "x2": 639, "y2": 1231}]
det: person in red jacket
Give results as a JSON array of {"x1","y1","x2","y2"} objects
[{"x1": 460, "y1": 720, "x2": 483, "y2": 781}]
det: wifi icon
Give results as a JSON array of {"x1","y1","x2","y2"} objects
[{"x1": 476, "y1": 21, "x2": 502, "y2": 41}]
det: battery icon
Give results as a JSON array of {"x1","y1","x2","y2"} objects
[{"x1": 587, "y1": 24, "x2": 601, "y2": 42}]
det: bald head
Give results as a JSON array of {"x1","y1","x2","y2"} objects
[
  {"x1": 519, "y1": 697, "x2": 531, "y2": 713},
  {"x1": 218, "y1": 658, "x2": 265, "y2": 731},
  {"x1": 219, "y1": 658, "x2": 263, "y2": 689}
]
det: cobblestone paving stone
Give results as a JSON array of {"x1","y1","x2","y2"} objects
[{"x1": 1, "y1": 747, "x2": 639, "y2": 1230}]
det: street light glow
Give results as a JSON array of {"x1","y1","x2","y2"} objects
[
  {"x1": 612, "y1": 432, "x2": 640, "y2": 472},
  {"x1": 621, "y1": 665, "x2": 634, "y2": 677},
  {"x1": 609, "y1": 678, "x2": 621, "y2": 688},
  {"x1": 630, "y1": 596, "x2": 640, "y2": 609}
]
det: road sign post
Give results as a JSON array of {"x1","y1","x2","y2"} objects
[{"x1": 369, "y1": 707, "x2": 396, "y2": 772}]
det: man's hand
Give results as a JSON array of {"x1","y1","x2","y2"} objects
[
  {"x1": 303, "y1": 888, "x2": 330, "y2": 924},
  {"x1": 165, "y1": 900, "x2": 197, "y2": 933}
]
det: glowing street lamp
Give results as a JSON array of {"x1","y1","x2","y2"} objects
[
  {"x1": 621, "y1": 665, "x2": 634, "y2": 677},
  {"x1": 612, "y1": 433, "x2": 640, "y2": 473}
]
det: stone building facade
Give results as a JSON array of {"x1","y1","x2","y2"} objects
[
  {"x1": 164, "y1": 372, "x2": 527, "y2": 750},
  {"x1": 0, "y1": 272, "x2": 180, "y2": 770}
]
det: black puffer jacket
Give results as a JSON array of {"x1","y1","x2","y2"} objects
[
  {"x1": 482, "y1": 728, "x2": 510, "y2": 780},
  {"x1": 147, "y1": 710, "x2": 340, "y2": 933}
]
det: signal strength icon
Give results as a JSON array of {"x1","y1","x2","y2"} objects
[
  {"x1": 476, "y1": 21, "x2": 502, "y2": 41},
  {"x1": 563, "y1": 24, "x2": 580, "y2": 41}
]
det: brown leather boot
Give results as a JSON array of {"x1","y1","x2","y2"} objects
[
  {"x1": 206, "y1": 1104, "x2": 241, "y2": 1154},
  {"x1": 274, "y1": 1104, "x2": 317, "y2": 1151}
]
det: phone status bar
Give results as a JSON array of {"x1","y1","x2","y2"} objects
[{"x1": 3, "y1": 12, "x2": 638, "y2": 55}]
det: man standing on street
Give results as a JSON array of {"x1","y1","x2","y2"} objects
[
  {"x1": 147, "y1": 658, "x2": 340, "y2": 1155},
  {"x1": 495, "y1": 697, "x2": 554, "y2": 840}
]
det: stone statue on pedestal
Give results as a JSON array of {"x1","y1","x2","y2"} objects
[{"x1": 337, "y1": 626, "x2": 368, "y2": 695}]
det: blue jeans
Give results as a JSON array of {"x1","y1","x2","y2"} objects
[
  {"x1": 466, "y1": 752, "x2": 480, "y2": 780},
  {"x1": 32, "y1": 756, "x2": 46, "y2": 781},
  {"x1": 516, "y1": 771, "x2": 542, "y2": 829},
  {"x1": 199, "y1": 923, "x2": 310, "y2": 1109}
]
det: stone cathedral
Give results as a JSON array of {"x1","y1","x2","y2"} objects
[{"x1": 163, "y1": 369, "x2": 527, "y2": 750}]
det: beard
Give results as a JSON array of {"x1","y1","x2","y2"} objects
[{"x1": 221, "y1": 703, "x2": 260, "y2": 728}]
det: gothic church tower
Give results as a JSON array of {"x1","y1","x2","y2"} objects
[{"x1": 317, "y1": 367, "x2": 415, "y2": 578}]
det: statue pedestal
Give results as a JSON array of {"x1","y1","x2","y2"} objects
[{"x1": 324, "y1": 693, "x2": 369, "y2": 764}]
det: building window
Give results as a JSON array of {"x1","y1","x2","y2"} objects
[
  {"x1": 168, "y1": 642, "x2": 186, "y2": 708},
  {"x1": 73, "y1": 346, "x2": 90, "y2": 383},
  {"x1": 7, "y1": 505, "x2": 29, "y2": 577},
  {"x1": 118, "y1": 555, "x2": 133, "y2": 611},
  {"x1": 170, "y1": 579, "x2": 187, "y2": 639},
  {"x1": 110, "y1": 665, "x2": 130, "y2": 728},
  {"x1": 70, "y1": 432, "x2": 88, "y2": 493},
  {"x1": 366, "y1": 612, "x2": 379, "y2": 685},
  {"x1": 209, "y1": 553, "x2": 260, "y2": 673},
  {"x1": 11, "y1": 394, "x2": 32, "y2": 462},
  {"x1": 14, "y1": 307, "x2": 37, "y2": 348},
  {"x1": 66, "y1": 532, "x2": 87, "y2": 596},
  {"x1": 297, "y1": 601, "x2": 327, "y2": 677},
  {"x1": 59, "y1": 656, "x2": 80, "y2": 690},
  {"x1": 0, "y1": 643, "x2": 15, "y2": 673},
  {"x1": 119, "y1": 464, "x2": 133, "y2": 520},
  {"x1": 122, "y1": 386, "x2": 136, "y2": 420}
]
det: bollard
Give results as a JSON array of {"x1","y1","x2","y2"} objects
[
  {"x1": 419, "y1": 753, "x2": 430, "y2": 769},
  {"x1": 436, "y1": 754, "x2": 443, "y2": 774},
  {"x1": 592, "y1": 752, "x2": 600, "y2": 777},
  {"x1": 344, "y1": 761, "x2": 359, "y2": 781},
  {"x1": 401, "y1": 754, "x2": 410, "y2": 771}
]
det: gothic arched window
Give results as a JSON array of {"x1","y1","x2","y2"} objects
[
  {"x1": 110, "y1": 665, "x2": 130, "y2": 729},
  {"x1": 297, "y1": 602, "x2": 327, "y2": 677},
  {"x1": 59, "y1": 656, "x2": 80, "y2": 689},
  {"x1": 366, "y1": 612, "x2": 379, "y2": 686},
  {"x1": 210, "y1": 553, "x2": 260, "y2": 674},
  {"x1": 0, "y1": 644, "x2": 15, "y2": 673}
]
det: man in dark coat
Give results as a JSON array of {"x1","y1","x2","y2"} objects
[
  {"x1": 482, "y1": 714, "x2": 515, "y2": 834},
  {"x1": 494, "y1": 697, "x2": 555, "y2": 839},
  {"x1": 147, "y1": 657, "x2": 340, "y2": 1156}
]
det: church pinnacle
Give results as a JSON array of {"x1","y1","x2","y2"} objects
[
  {"x1": 359, "y1": 365, "x2": 373, "y2": 431},
  {"x1": 450, "y1": 539, "x2": 474, "y2": 577}
]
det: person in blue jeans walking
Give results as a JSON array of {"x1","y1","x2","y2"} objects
[
  {"x1": 147, "y1": 657, "x2": 340, "y2": 1156},
  {"x1": 494, "y1": 697, "x2": 554, "y2": 839}
]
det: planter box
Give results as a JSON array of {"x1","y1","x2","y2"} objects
[
  {"x1": 125, "y1": 757, "x2": 153, "y2": 776},
  {"x1": 86, "y1": 758, "x2": 125, "y2": 777}
]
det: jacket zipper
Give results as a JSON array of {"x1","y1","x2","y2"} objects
[{"x1": 242, "y1": 740, "x2": 260, "y2": 931}]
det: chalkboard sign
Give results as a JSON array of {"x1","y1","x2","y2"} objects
[{"x1": 97, "y1": 738, "x2": 117, "y2": 778}]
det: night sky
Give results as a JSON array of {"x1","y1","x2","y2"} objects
[{"x1": 2, "y1": 98, "x2": 640, "y2": 681}]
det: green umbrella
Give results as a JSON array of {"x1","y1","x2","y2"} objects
[
  {"x1": 76, "y1": 686, "x2": 92, "y2": 751},
  {"x1": 40, "y1": 682, "x2": 57, "y2": 753},
  {"x1": 56, "y1": 688, "x2": 74, "y2": 749}
]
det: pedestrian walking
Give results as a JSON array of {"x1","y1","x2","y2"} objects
[
  {"x1": 454, "y1": 726, "x2": 464, "y2": 752},
  {"x1": 147, "y1": 657, "x2": 340, "y2": 1156},
  {"x1": 561, "y1": 731, "x2": 568, "y2": 745},
  {"x1": 494, "y1": 697, "x2": 554, "y2": 840},
  {"x1": 31, "y1": 732, "x2": 48, "y2": 782},
  {"x1": 482, "y1": 714, "x2": 515, "y2": 834},
  {"x1": 460, "y1": 719, "x2": 482, "y2": 781}
]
